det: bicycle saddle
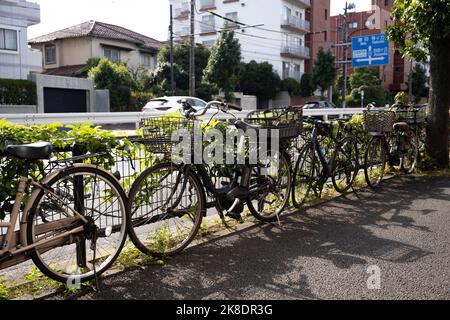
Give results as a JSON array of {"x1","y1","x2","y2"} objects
[
  {"x1": 6, "y1": 142, "x2": 53, "y2": 160},
  {"x1": 393, "y1": 122, "x2": 410, "y2": 131}
]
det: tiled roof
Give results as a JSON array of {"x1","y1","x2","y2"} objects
[
  {"x1": 29, "y1": 21, "x2": 163, "y2": 51},
  {"x1": 42, "y1": 64, "x2": 87, "y2": 77}
]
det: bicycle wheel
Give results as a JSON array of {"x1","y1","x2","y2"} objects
[
  {"x1": 400, "y1": 130, "x2": 418, "y2": 174},
  {"x1": 26, "y1": 165, "x2": 128, "y2": 284},
  {"x1": 247, "y1": 151, "x2": 292, "y2": 223},
  {"x1": 128, "y1": 162, "x2": 205, "y2": 257},
  {"x1": 364, "y1": 135, "x2": 387, "y2": 189},
  {"x1": 332, "y1": 136, "x2": 359, "y2": 193},
  {"x1": 292, "y1": 143, "x2": 320, "y2": 209}
]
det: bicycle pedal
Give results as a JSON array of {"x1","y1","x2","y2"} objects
[{"x1": 0, "y1": 252, "x2": 13, "y2": 264}]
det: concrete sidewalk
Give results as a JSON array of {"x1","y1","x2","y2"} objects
[{"x1": 45, "y1": 175, "x2": 450, "y2": 300}]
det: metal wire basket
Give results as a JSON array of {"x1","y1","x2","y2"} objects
[
  {"x1": 139, "y1": 116, "x2": 196, "y2": 154},
  {"x1": 363, "y1": 110, "x2": 396, "y2": 133},
  {"x1": 394, "y1": 108, "x2": 427, "y2": 125},
  {"x1": 245, "y1": 107, "x2": 303, "y2": 140}
]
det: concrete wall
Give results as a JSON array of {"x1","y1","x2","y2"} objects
[
  {"x1": 94, "y1": 89, "x2": 110, "y2": 113},
  {"x1": 30, "y1": 73, "x2": 95, "y2": 113},
  {"x1": 0, "y1": 104, "x2": 36, "y2": 113},
  {"x1": 0, "y1": 0, "x2": 42, "y2": 79}
]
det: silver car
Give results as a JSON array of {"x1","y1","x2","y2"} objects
[{"x1": 142, "y1": 96, "x2": 208, "y2": 114}]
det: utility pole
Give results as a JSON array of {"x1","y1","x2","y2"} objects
[
  {"x1": 170, "y1": 4, "x2": 175, "y2": 95},
  {"x1": 341, "y1": 2, "x2": 354, "y2": 108},
  {"x1": 189, "y1": 0, "x2": 196, "y2": 96}
]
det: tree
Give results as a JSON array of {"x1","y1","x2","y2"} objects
[
  {"x1": 237, "y1": 60, "x2": 281, "y2": 101},
  {"x1": 386, "y1": 0, "x2": 450, "y2": 168},
  {"x1": 299, "y1": 73, "x2": 315, "y2": 97},
  {"x1": 157, "y1": 41, "x2": 211, "y2": 91},
  {"x1": 349, "y1": 67, "x2": 382, "y2": 91},
  {"x1": 411, "y1": 63, "x2": 429, "y2": 102},
  {"x1": 203, "y1": 29, "x2": 241, "y2": 100},
  {"x1": 313, "y1": 47, "x2": 336, "y2": 98},
  {"x1": 88, "y1": 58, "x2": 133, "y2": 112}
]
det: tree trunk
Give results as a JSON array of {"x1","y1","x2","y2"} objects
[{"x1": 427, "y1": 37, "x2": 450, "y2": 168}]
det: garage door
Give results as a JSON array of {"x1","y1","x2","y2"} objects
[{"x1": 43, "y1": 88, "x2": 87, "y2": 113}]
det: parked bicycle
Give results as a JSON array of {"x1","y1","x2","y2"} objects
[
  {"x1": 0, "y1": 142, "x2": 129, "y2": 284},
  {"x1": 292, "y1": 117, "x2": 359, "y2": 208},
  {"x1": 363, "y1": 103, "x2": 424, "y2": 188},
  {"x1": 128, "y1": 101, "x2": 300, "y2": 257}
]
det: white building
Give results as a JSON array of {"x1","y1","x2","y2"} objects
[
  {"x1": 170, "y1": 0, "x2": 311, "y2": 81},
  {"x1": 0, "y1": 0, "x2": 42, "y2": 79}
]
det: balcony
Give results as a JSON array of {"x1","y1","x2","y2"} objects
[
  {"x1": 174, "y1": 1, "x2": 190, "y2": 18},
  {"x1": 281, "y1": 45, "x2": 310, "y2": 60},
  {"x1": 200, "y1": 0, "x2": 216, "y2": 10},
  {"x1": 283, "y1": 0, "x2": 311, "y2": 9},
  {"x1": 281, "y1": 15, "x2": 310, "y2": 33}
]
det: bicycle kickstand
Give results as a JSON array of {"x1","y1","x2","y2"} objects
[{"x1": 351, "y1": 185, "x2": 361, "y2": 200}]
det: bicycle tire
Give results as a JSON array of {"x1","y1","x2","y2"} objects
[
  {"x1": 332, "y1": 136, "x2": 359, "y2": 193},
  {"x1": 292, "y1": 143, "x2": 320, "y2": 209},
  {"x1": 26, "y1": 165, "x2": 129, "y2": 284},
  {"x1": 364, "y1": 135, "x2": 387, "y2": 189},
  {"x1": 128, "y1": 162, "x2": 206, "y2": 257},
  {"x1": 247, "y1": 151, "x2": 292, "y2": 223}
]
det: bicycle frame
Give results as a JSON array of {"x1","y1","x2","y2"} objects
[
  {"x1": 310, "y1": 125, "x2": 334, "y2": 179},
  {"x1": 0, "y1": 164, "x2": 93, "y2": 267}
]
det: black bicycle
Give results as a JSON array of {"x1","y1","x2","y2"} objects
[
  {"x1": 292, "y1": 118, "x2": 359, "y2": 208},
  {"x1": 127, "y1": 101, "x2": 298, "y2": 257},
  {"x1": 363, "y1": 104, "x2": 424, "y2": 188}
]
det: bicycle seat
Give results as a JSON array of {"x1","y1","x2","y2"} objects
[
  {"x1": 393, "y1": 122, "x2": 410, "y2": 131},
  {"x1": 6, "y1": 142, "x2": 53, "y2": 160}
]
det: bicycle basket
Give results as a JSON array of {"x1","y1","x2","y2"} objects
[
  {"x1": 363, "y1": 110, "x2": 395, "y2": 133},
  {"x1": 245, "y1": 107, "x2": 303, "y2": 140},
  {"x1": 394, "y1": 108, "x2": 426, "y2": 125},
  {"x1": 139, "y1": 116, "x2": 196, "y2": 154}
]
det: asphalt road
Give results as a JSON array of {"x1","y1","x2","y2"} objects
[{"x1": 45, "y1": 175, "x2": 450, "y2": 300}]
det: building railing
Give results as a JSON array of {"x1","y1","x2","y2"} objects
[
  {"x1": 283, "y1": 0, "x2": 311, "y2": 8},
  {"x1": 174, "y1": 1, "x2": 190, "y2": 17},
  {"x1": 284, "y1": 70, "x2": 303, "y2": 81},
  {"x1": 200, "y1": 22, "x2": 216, "y2": 34},
  {"x1": 281, "y1": 45, "x2": 310, "y2": 59},
  {"x1": 1, "y1": 109, "x2": 366, "y2": 127},
  {"x1": 281, "y1": 15, "x2": 310, "y2": 32}
]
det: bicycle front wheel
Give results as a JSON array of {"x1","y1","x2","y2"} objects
[
  {"x1": 247, "y1": 151, "x2": 292, "y2": 223},
  {"x1": 128, "y1": 162, "x2": 205, "y2": 257},
  {"x1": 27, "y1": 165, "x2": 128, "y2": 284},
  {"x1": 292, "y1": 143, "x2": 320, "y2": 209},
  {"x1": 332, "y1": 136, "x2": 359, "y2": 193},
  {"x1": 364, "y1": 135, "x2": 387, "y2": 189}
]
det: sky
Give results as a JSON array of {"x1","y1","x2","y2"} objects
[{"x1": 28, "y1": 0, "x2": 373, "y2": 42}]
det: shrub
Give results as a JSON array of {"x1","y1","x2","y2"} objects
[
  {"x1": 0, "y1": 79, "x2": 37, "y2": 105},
  {"x1": 281, "y1": 78, "x2": 301, "y2": 97},
  {"x1": 350, "y1": 85, "x2": 388, "y2": 107},
  {"x1": 130, "y1": 91, "x2": 154, "y2": 111}
]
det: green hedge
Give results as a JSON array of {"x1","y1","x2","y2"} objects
[{"x1": 0, "y1": 79, "x2": 37, "y2": 105}]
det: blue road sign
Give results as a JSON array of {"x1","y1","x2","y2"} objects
[{"x1": 352, "y1": 33, "x2": 390, "y2": 68}]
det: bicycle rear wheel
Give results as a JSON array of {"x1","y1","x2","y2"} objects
[
  {"x1": 332, "y1": 136, "x2": 359, "y2": 193},
  {"x1": 400, "y1": 130, "x2": 418, "y2": 174},
  {"x1": 27, "y1": 165, "x2": 128, "y2": 284},
  {"x1": 247, "y1": 151, "x2": 292, "y2": 223},
  {"x1": 128, "y1": 162, "x2": 205, "y2": 257},
  {"x1": 364, "y1": 135, "x2": 387, "y2": 189}
]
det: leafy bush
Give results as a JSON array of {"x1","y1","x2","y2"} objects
[
  {"x1": 300, "y1": 73, "x2": 315, "y2": 97},
  {"x1": 281, "y1": 78, "x2": 301, "y2": 97},
  {"x1": 349, "y1": 85, "x2": 388, "y2": 107},
  {"x1": 130, "y1": 91, "x2": 154, "y2": 111},
  {"x1": 0, "y1": 79, "x2": 37, "y2": 105}
]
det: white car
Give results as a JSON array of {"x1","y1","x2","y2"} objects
[{"x1": 142, "y1": 96, "x2": 208, "y2": 114}]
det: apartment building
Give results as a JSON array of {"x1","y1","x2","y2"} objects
[
  {"x1": 330, "y1": 0, "x2": 411, "y2": 92},
  {"x1": 29, "y1": 21, "x2": 163, "y2": 77},
  {"x1": 171, "y1": 0, "x2": 312, "y2": 82},
  {"x1": 0, "y1": 0, "x2": 42, "y2": 79}
]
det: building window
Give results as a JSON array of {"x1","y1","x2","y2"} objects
[
  {"x1": 141, "y1": 53, "x2": 153, "y2": 68},
  {"x1": 225, "y1": 12, "x2": 238, "y2": 28},
  {"x1": 282, "y1": 62, "x2": 290, "y2": 79},
  {"x1": 104, "y1": 47, "x2": 120, "y2": 63},
  {"x1": 0, "y1": 28, "x2": 18, "y2": 51},
  {"x1": 45, "y1": 44, "x2": 56, "y2": 64},
  {"x1": 202, "y1": 40, "x2": 215, "y2": 48},
  {"x1": 325, "y1": 9, "x2": 328, "y2": 20},
  {"x1": 349, "y1": 21, "x2": 358, "y2": 29},
  {"x1": 324, "y1": 31, "x2": 328, "y2": 41},
  {"x1": 201, "y1": 15, "x2": 216, "y2": 33}
]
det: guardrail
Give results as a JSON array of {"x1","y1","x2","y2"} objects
[{"x1": 0, "y1": 108, "x2": 366, "y2": 127}]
